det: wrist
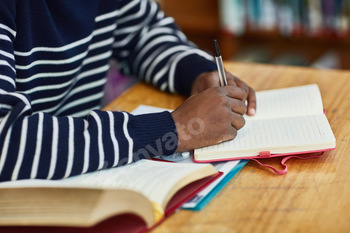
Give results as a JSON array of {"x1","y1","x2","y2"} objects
[{"x1": 129, "y1": 111, "x2": 179, "y2": 157}]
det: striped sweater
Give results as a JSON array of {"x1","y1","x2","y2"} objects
[{"x1": 0, "y1": 0, "x2": 216, "y2": 181}]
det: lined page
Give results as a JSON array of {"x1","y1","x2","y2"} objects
[
  {"x1": 247, "y1": 84, "x2": 324, "y2": 119},
  {"x1": 196, "y1": 114, "x2": 335, "y2": 159},
  {"x1": 0, "y1": 160, "x2": 214, "y2": 208}
]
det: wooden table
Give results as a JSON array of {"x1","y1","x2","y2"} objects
[{"x1": 105, "y1": 62, "x2": 350, "y2": 233}]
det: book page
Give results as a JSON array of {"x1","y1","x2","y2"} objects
[
  {"x1": 247, "y1": 84, "x2": 324, "y2": 119},
  {"x1": 196, "y1": 113, "x2": 336, "y2": 159},
  {"x1": 0, "y1": 160, "x2": 215, "y2": 209}
]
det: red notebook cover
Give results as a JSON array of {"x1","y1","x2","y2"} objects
[
  {"x1": 193, "y1": 147, "x2": 336, "y2": 163},
  {"x1": 194, "y1": 148, "x2": 336, "y2": 175}
]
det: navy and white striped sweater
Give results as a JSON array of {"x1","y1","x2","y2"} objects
[{"x1": 0, "y1": 0, "x2": 216, "y2": 181}]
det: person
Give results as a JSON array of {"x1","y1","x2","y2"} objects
[{"x1": 0, "y1": 0, "x2": 256, "y2": 182}]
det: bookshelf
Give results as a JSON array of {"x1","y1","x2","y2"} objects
[{"x1": 160, "y1": 0, "x2": 350, "y2": 70}]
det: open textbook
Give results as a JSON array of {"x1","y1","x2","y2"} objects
[
  {"x1": 132, "y1": 105, "x2": 248, "y2": 211},
  {"x1": 0, "y1": 160, "x2": 220, "y2": 232},
  {"x1": 193, "y1": 84, "x2": 336, "y2": 162}
]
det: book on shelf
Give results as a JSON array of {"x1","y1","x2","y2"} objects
[
  {"x1": 193, "y1": 84, "x2": 336, "y2": 165},
  {"x1": 0, "y1": 159, "x2": 221, "y2": 233},
  {"x1": 132, "y1": 105, "x2": 248, "y2": 211},
  {"x1": 219, "y1": 0, "x2": 350, "y2": 37},
  {"x1": 219, "y1": 0, "x2": 245, "y2": 36}
]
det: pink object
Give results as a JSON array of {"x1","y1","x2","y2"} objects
[
  {"x1": 193, "y1": 147, "x2": 336, "y2": 175},
  {"x1": 102, "y1": 61, "x2": 137, "y2": 106}
]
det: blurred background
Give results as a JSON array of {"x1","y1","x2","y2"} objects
[
  {"x1": 104, "y1": 0, "x2": 350, "y2": 105},
  {"x1": 156, "y1": 0, "x2": 350, "y2": 70}
]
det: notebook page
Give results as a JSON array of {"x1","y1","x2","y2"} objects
[
  {"x1": 196, "y1": 114, "x2": 335, "y2": 159},
  {"x1": 247, "y1": 84, "x2": 324, "y2": 119}
]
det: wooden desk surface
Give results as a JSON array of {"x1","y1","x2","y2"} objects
[{"x1": 105, "y1": 62, "x2": 350, "y2": 233}]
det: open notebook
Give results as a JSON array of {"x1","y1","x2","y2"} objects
[{"x1": 193, "y1": 84, "x2": 336, "y2": 174}]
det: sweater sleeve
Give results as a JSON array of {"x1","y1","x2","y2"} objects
[
  {"x1": 0, "y1": 1, "x2": 178, "y2": 182},
  {"x1": 111, "y1": 0, "x2": 217, "y2": 96}
]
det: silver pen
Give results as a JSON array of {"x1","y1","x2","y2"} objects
[{"x1": 213, "y1": 39, "x2": 228, "y2": 86}]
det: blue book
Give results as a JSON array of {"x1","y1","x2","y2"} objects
[{"x1": 181, "y1": 159, "x2": 248, "y2": 211}]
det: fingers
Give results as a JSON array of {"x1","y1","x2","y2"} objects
[
  {"x1": 221, "y1": 107, "x2": 245, "y2": 144},
  {"x1": 226, "y1": 72, "x2": 249, "y2": 101},
  {"x1": 218, "y1": 88, "x2": 246, "y2": 129},
  {"x1": 235, "y1": 78, "x2": 249, "y2": 96},
  {"x1": 221, "y1": 86, "x2": 247, "y2": 101},
  {"x1": 225, "y1": 73, "x2": 238, "y2": 87},
  {"x1": 246, "y1": 86, "x2": 256, "y2": 116},
  {"x1": 229, "y1": 98, "x2": 246, "y2": 115},
  {"x1": 225, "y1": 72, "x2": 257, "y2": 116},
  {"x1": 230, "y1": 111, "x2": 245, "y2": 130},
  {"x1": 228, "y1": 97, "x2": 246, "y2": 130},
  {"x1": 213, "y1": 86, "x2": 247, "y2": 115}
]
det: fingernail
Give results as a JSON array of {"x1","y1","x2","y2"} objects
[{"x1": 249, "y1": 108, "x2": 256, "y2": 115}]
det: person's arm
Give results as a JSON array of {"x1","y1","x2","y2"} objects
[
  {"x1": 111, "y1": 0, "x2": 217, "y2": 96},
  {"x1": 0, "y1": 1, "x2": 178, "y2": 182},
  {"x1": 110, "y1": 0, "x2": 256, "y2": 152}
]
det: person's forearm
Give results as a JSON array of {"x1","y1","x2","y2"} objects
[
  {"x1": 0, "y1": 104, "x2": 178, "y2": 182},
  {"x1": 111, "y1": 0, "x2": 216, "y2": 95}
]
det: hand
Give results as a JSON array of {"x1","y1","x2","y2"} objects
[
  {"x1": 171, "y1": 86, "x2": 247, "y2": 152},
  {"x1": 191, "y1": 71, "x2": 256, "y2": 116}
]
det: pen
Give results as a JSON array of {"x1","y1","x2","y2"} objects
[{"x1": 213, "y1": 39, "x2": 228, "y2": 86}]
